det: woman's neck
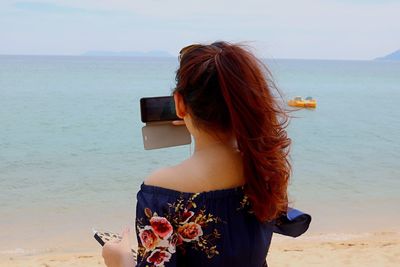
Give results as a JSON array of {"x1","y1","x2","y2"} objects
[{"x1": 192, "y1": 130, "x2": 238, "y2": 154}]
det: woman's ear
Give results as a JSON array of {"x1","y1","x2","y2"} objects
[{"x1": 173, "y1": 92, "x2": 186, "y2": 119}]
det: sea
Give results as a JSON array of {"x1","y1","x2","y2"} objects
[{"x1": 0, "y1": 55, "x2": 399, "y2": 254}]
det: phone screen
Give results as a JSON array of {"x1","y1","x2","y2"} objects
[{"x1": 140, "y1": 96, "x2": 179, "y2": 123}]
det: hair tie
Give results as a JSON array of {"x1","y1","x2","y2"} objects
[{"x1": 210, "y1": 44, "x2": 223, "y2": 55}]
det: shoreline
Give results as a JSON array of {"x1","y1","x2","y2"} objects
[{"x1": 2, "y1": 230, "x2": 399, "y2": 267}]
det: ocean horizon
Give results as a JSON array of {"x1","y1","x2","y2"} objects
[{"x1": 1, "y1": 55, "x2": 399, "y2": 253}]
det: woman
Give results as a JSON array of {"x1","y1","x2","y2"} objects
[{"x1": 102, "y1": 41, "x2": 309, "y2": 267}]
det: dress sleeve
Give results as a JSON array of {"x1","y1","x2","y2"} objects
[
  {"x1": 135, "y1": 188, "x2": 178, "y2": 267},
  {"x1": 273, "y1": 208, "x2": 312, "y2": 237}
]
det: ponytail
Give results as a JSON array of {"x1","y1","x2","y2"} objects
[{"x1": 175, "y1": 41, "x2": 291, "y2": 222}]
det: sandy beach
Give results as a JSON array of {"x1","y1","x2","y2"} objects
[
  {"x1": 1, "y1": 231, "x2": 399, "y2": 267},
  {"x1": 2, "y1": 56, "x2": 400, "y2": 267}
]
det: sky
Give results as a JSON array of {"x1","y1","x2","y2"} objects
[{"x1": 1, "y1": 0, "x2": 399, "y2": 60}]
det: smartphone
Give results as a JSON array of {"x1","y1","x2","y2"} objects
[
  {"x1": 140, "y1": 96, "x2": 179, "y2": 123},
  {"x1": 140, "y1": 96, "x2": 191, "y2": 150},
  {"x1": 93, "y1": 228, "x2": 121, "y2": 246},
  {"x1": 92, "y1": 228, "x2": 137, "y2": 257}
]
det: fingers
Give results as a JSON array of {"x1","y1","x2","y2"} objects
[
  {"x1": 171, "y1": 120, "x2": 185, "y2": 126},
  {"x1": 122, "y1": 226, "x2": 130, "y2": 235},
  {"x1": 121, "y1": 227, "x2": 129, "y2": 240},
  {"x1": 102, "y1": 227, "x2": 133, "y2": 267},
  {"x1": 121, "y1": 226, "x2": 132, "y2": 247},
  {"x1": 102, "y1": 241, "x2": 112, "y2": 259},
  {"x1": 102, "y1": 242, "x2": 120, "y2": 267}
]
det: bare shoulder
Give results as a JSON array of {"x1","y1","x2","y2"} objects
[
  {"x1": 144, "y1": 166, "x2": 175, "y2": 186},
  {"x1": 143, "y1": 159, "x2": 203, "y2": 192},
  {"x1": 144, "y1": 164, "x2": 187, "y2": 190},
  {"x1": 144, "y1": 151, "x2": 245, "y2": 192}
]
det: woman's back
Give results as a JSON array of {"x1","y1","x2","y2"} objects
[
  {"x1": 134, "y1": 41, "x2": 291, "y2": 266},
  {"x1": 145, "y1": 143, "x2": 245, "y2": 193},
  {"x1": 135, "y1": 182, "x2": 273, "y2": 267},
  {"x1": 134, "y1": 136, "x2": 276, "y2": 266}
]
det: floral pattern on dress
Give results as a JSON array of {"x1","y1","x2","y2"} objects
[
  {"x1": 136, "y1": 193, "x2": 223, "y2": 267},
  {"x1": 236, "y1": 187, "x2": 255, "y2": 215}
]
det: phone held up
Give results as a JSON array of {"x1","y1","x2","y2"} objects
[{"x1": 140, "y1": 96, "x2": 191, "y2": 150}]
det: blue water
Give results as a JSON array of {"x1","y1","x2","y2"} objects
[{"x1": 1, "y1": 56, "x2": 399, "y2": 252}]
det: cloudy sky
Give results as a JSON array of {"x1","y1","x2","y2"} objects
[{"x1": 1, "y1": 0, "x2": 399, "y2": 59}]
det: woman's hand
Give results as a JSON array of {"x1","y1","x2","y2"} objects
[
  {"x1": 102, "y1": 227, "x2": 135, "y2": 267},
  {"x1": 171, "y1": 120, "x2": 185, "y2": 126}
]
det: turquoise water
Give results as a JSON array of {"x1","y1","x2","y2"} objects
[{"x1": 1, "y1": 56, "x2": 399, "y2": 252}]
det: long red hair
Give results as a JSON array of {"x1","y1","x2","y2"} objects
[{"x1": 174, "y1": 41, "x2": 291, "y2": 222}]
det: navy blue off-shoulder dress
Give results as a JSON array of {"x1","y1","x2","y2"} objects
[{"x1": 135, "y1": 183, "x2": 311, "y2": 267}]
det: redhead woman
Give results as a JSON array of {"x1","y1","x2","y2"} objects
[{"x1": 102, "y1": 41, "x2": 311, "y2": 267}]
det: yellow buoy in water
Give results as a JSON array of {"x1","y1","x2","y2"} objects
[{"x1": 288, "y1": 96, "x2": 317, "y2": 108}]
